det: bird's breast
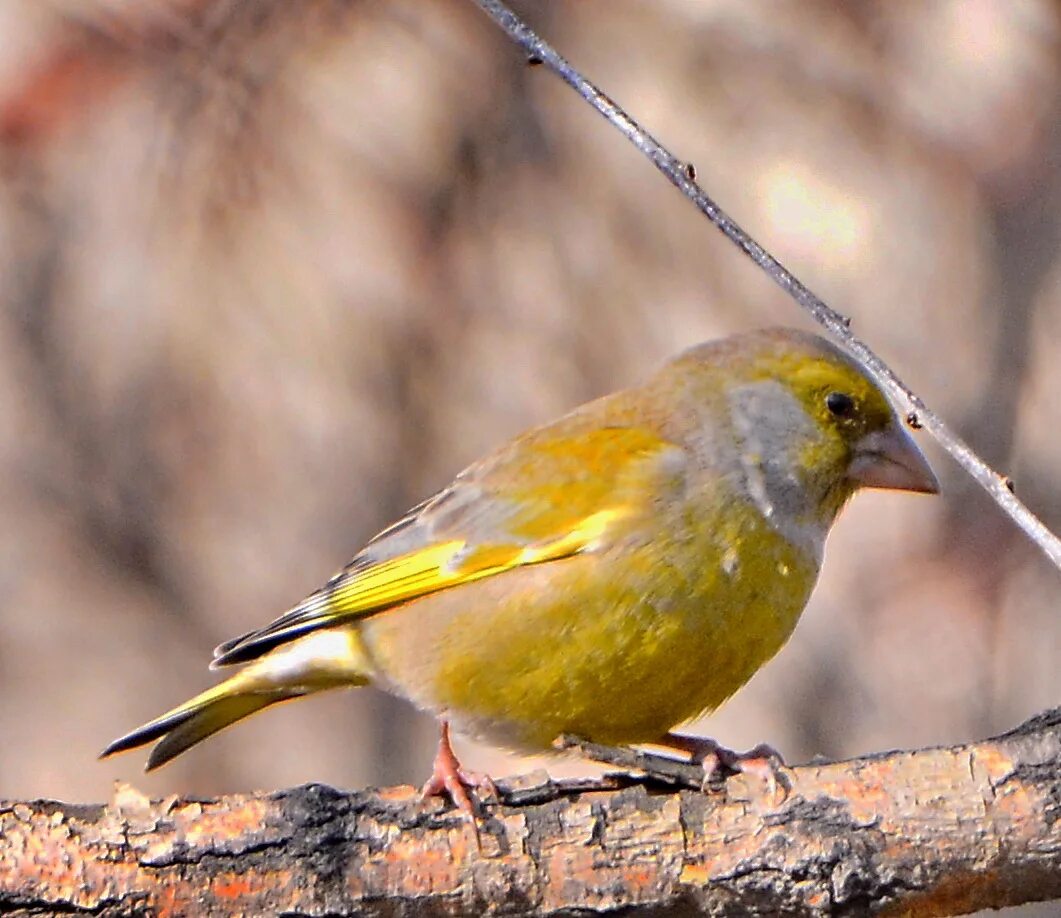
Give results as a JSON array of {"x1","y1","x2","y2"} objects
[{"x1": 359, "y1": 497, "x2": 819, "y2": 752}]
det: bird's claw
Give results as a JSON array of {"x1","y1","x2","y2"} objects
[
  {"x1": 661, "y1": 733, "x2": 791, "y2": 799},
  {"x1": 420, "y1": 720, "x2": 498, "y2": 821},
  {"x1": 419, "y1": 764, "x2": 497, "y2": 817}
]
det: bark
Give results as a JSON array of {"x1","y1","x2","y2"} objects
[{"x1": 3, "y1": 709, "x2": 1061, "y2": 917}]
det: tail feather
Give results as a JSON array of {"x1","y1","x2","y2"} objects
[
  {"x1": 100, "y1": 678, "x2": 298, "y2": 769},
  {"x1": 101, "y1": 627, "x2": 373, "y2": 769},
  {"x1": 145, "y1": 693, "x2": 294, "y2": 770},
  {"x1": 101, "y1": 706, "x2": 199, "y2": 758}
]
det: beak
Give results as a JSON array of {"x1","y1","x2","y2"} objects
[{"x1": 848, "y1": 424, "x2": 940, "y2": 494}]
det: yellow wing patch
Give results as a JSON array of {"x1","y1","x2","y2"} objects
[
  {"x1": 329, "y1": 539, "x2": 467, "y2": 614},
  {"x1": 213, "y1": 507, "x2": 632, "y2": 666},
  {"x1": 214, "y1": 425, "x2": 684, "y2": 667},
  {"x1": 331, "y1": 507, "x2": 630, "y2": 616},
  {"x1": 515, "y1": 508, "x2": 626, "y2": 563}
]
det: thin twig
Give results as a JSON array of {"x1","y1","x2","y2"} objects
[
  {"x1": 471, "y1": 0, "x2": 1061, "y2": 572},
  {"x1": 555, "y1": 735, "x2": 704, "y2": 788}
]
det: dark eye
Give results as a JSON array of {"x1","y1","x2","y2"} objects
[{"x1": 825, "y1": 391, "x2": 855, "y2": 418}]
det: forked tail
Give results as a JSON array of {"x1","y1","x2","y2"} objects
[{"x1": 101, "y1": 628, "x2": 372, "y2": 769}]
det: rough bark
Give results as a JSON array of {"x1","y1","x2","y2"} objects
[{"x1": 3, "y1": 709, "x2": 1061, "y2": 916}]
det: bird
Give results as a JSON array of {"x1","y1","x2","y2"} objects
[{"x1": 102, "y1": 327, "x2": 939, "y2": 813}]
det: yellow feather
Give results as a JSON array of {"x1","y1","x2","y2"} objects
[
  {"x1": 335, "y1": 509, "x2": 632, "y2": 615},
  {"x1": 330, "y1": 540, "x2": 468, "y2": 612}
]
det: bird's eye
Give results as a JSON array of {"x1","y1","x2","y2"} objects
[{"x1": 825, "y1": 391, "x2": 855, "y2": 418}]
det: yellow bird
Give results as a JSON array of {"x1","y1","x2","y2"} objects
[{"x1": 103, "y1": 328, "x2": 938, "y2": 810}]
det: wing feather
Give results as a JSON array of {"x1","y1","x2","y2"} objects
[{"x1": 213, "y1": 425, "x2": 684, "y2": 667}]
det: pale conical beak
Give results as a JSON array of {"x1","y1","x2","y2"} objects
[{"x1": 848, "y1": 424, "x2": 940, "y2": 494}]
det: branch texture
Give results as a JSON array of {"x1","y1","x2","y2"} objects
[
  {"x1": 4, "y1": 709, "x2": 1061, "y2": 916},
  {"x1": 471, "y1": 0, "x2": 1061, "y2": 572}
]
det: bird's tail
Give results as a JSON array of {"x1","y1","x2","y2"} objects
[{"x1": 101, "y1": 628, "x2": 372, "y2": 770}]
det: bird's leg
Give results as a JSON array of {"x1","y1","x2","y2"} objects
[
  {"x1": 658, "y1": 732, "x2": 790, "y2": 797},
  {"x1": 419, "y1": 719, "x2": 498, "y2": 818}
]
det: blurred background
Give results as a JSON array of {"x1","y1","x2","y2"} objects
[{"x1": 1, "y1": 0, "x2": 1059, "y2": 821}]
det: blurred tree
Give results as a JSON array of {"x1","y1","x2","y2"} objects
[{"x1": 0, "y1": 8, "x2": 1057, "y2": 873}]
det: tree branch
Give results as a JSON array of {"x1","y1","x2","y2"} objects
[
  {"x1": 469, "y1": 0, "x2": 1061, "y2": 573},
  {"x1": 4, "y1": 708, "x2": 1061, "y2": 916}
]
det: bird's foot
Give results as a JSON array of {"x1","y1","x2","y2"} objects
[
  {"x1": 659, "y1": 732, "x2": 791, "y2": 799},
  {"x1": 419, "y1": 720, "x2": 498, "y2": 820}
]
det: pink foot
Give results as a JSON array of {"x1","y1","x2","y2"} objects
[
  {"x1": 660, "y1": 732, "x2": 791, "y2": 797},
  {"x1": 419, "y1": 720, "x2": 497, "y2": 819}
]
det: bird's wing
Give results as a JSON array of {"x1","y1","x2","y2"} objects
[{"x1": 212, "y1": 424, "x2": 687, "y2": 666}]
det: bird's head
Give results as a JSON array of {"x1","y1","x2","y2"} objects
[{"x1": 666, "y1": 328, "x2": 939, "y2": 536}]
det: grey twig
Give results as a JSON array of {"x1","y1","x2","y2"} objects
[
  {"x1": 555, "y1": 734, "x2": 705, "y2": 788},
  {"x1": 471, "y1": 0, "x2": 1061, "y2": 571}
]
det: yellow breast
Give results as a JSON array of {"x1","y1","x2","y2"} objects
[{"x1": 359, "y1": 497, "x2": 819, "y2": 751}]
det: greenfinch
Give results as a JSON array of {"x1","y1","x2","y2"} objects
[{"x1": 103, "y1": 328, "x2": 938, "y2": 807}]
